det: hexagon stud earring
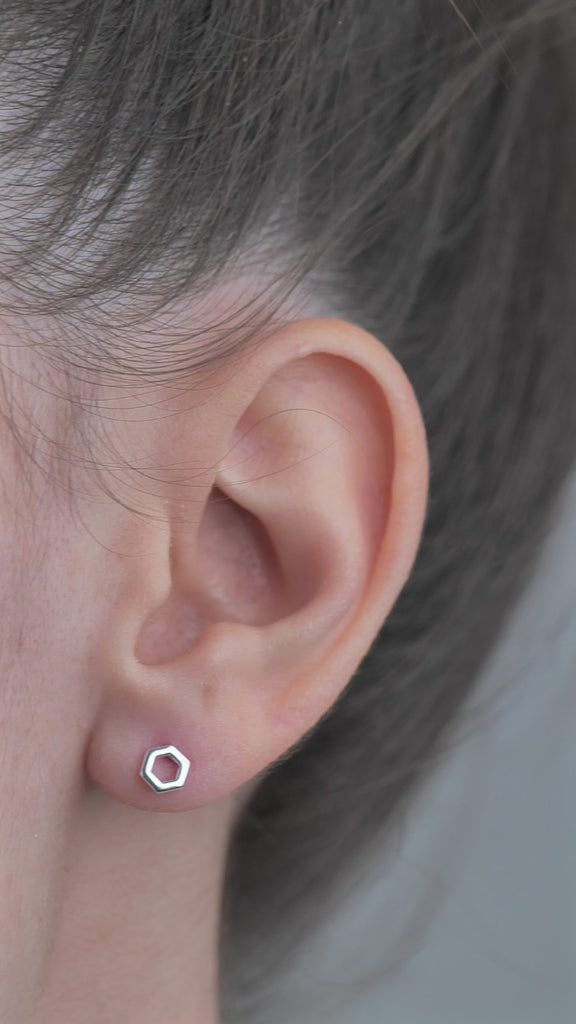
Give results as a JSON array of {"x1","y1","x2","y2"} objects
[{"x1": 140, "y1": 744, "x2": 191, "y2": 793}]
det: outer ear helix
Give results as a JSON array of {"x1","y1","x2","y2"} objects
[{"x1": 139, "y1": 743, "x2": 191, "y2": 792}]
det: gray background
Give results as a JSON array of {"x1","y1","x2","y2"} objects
[{"x1": 259, "y1": 463, "x2": 576, "y2": 1023}]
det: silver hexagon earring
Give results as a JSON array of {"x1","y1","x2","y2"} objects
[{"x1": 140, "y1": 744, "x2": 191, "y2": 793}]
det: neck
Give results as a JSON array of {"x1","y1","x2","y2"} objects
[{"x1": 2, "y1": 777, "x2": 235, "y2": 1024}]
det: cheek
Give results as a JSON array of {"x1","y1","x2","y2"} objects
[
  {"x1": 0, "y1": 458, "x2": 94, "y2": 995},
  {"x1": 0, "y1": 467, "x2": 91, "y2": 781},
  {"x1": 0, "y1": 455, "x2": 38, "y2": 696}
]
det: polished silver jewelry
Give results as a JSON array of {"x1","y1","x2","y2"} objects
[{"x1": 140, "y1": 744, "x2": 191, "y2": 792}]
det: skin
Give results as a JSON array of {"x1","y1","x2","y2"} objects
[{"x1": 0, "y1": 300, "x2": 429, "y2": 1023}]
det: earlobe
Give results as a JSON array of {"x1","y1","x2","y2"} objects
[{"x1": 85, "y1": 318, "x2": 429, "y2": 813}]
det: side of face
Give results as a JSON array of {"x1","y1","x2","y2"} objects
[{"x1": 0, "y1": 299, "x2": 429, "y2": 819}]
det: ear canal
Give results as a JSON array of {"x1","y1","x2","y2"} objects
[
  {"x1": 193, "y1": 484, "x2": 290, "y2": 626},
  {"x1": 134, "y1": 483, "x2": 288, "y2": 666}
]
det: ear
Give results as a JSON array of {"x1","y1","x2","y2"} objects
[{"x1": 85, "y1": 317, "x2": 429, "y2": 811}]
